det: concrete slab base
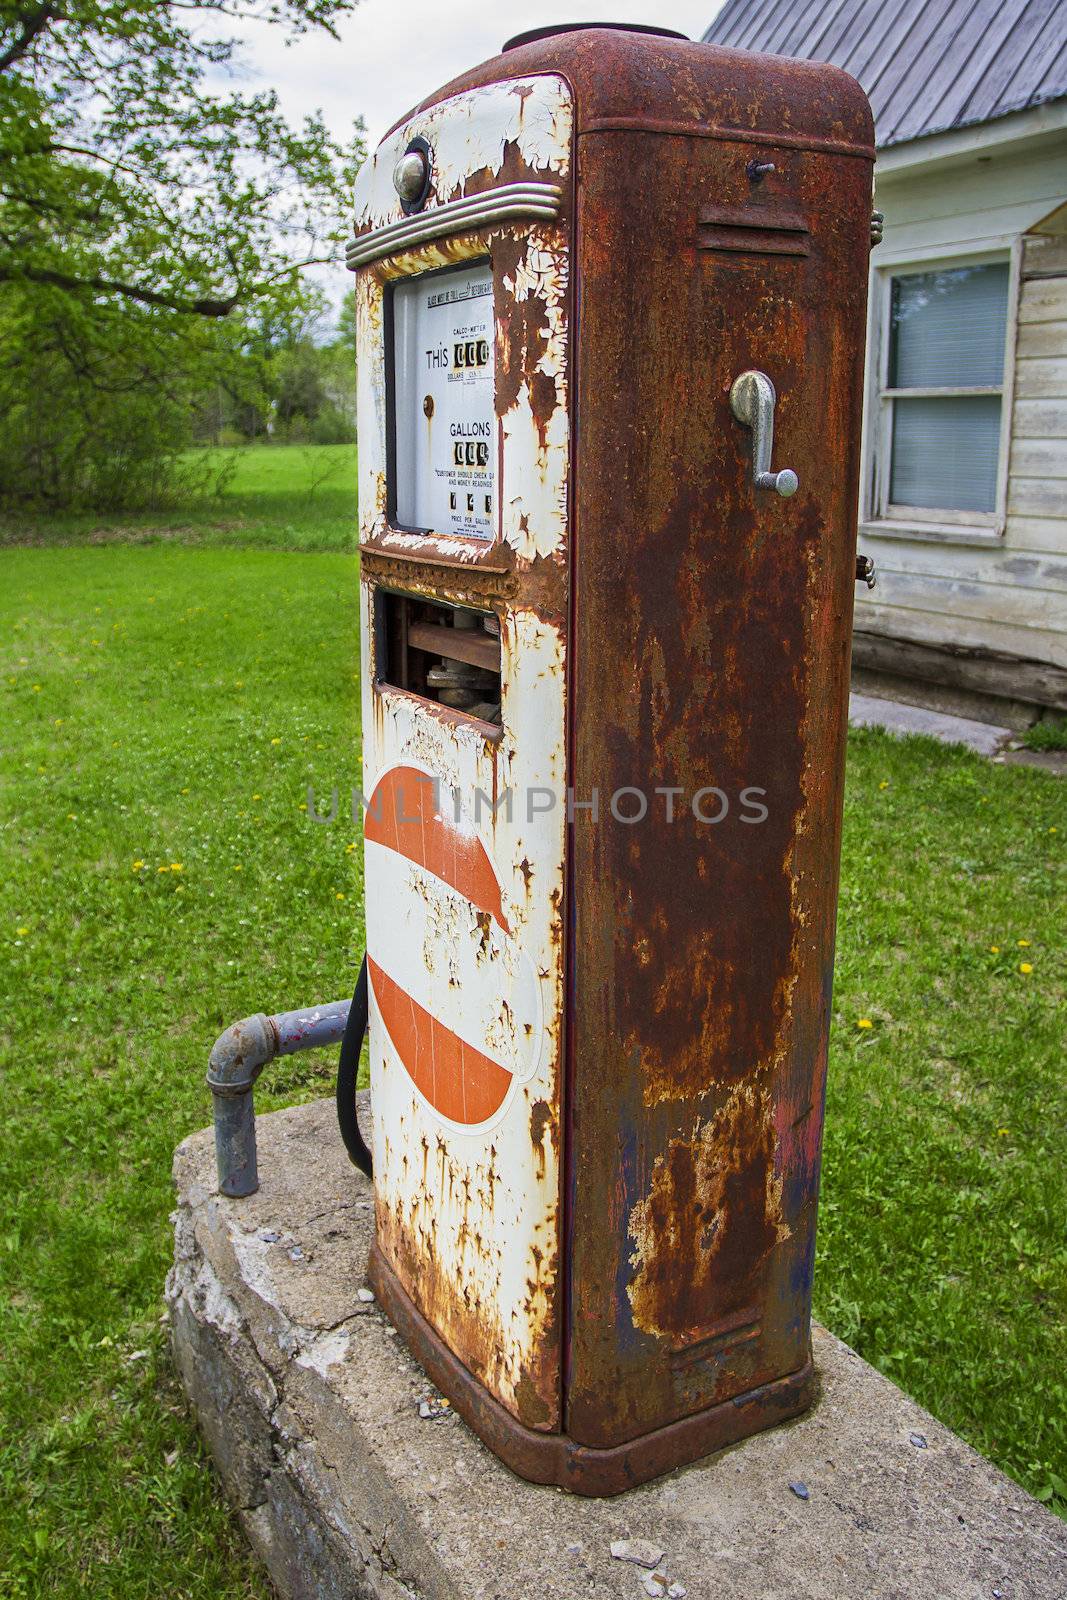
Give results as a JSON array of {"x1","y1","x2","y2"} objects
[
  {"x1": 850, "y1": 663, "x2": 1042, "y2": 734},
  {"x1": 167, "y1": 1099, "x2": 1067, "y2": 1600},
  {"x1": 849, "y1": 692, "x2": 1012, "y2": 755}
]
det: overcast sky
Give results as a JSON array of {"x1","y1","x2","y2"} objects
[{"x1": 224, "y1": 4, "x2": 726, "y2": 316}]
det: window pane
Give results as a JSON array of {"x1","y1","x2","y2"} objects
[
  {"x1": 889, "y1": 263, "x2": 1009, "y2": 388},
  {"x1": 889, "y1": 395, "x2": 1001, "y2": 512}
]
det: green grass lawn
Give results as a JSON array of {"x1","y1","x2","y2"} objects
[
  {"x1": 0, "y1": 442, "x2": 357, "y2": 554},
  {"x1": 1, "y1": 447, "x2": 1064, "y2": 1596}
]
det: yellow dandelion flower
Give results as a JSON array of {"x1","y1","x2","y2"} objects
[
  {"x1": 132, "y1": 860, "x2": 144, "y2": 871},
  {"x1": 252, "y1": 794, "x2": 261, "y2": 802},
  {"x1": 345, "y1": 842, "x2": 357, "y2": 853},
  {"x1": 1050, "y1": 827, "x2": 1059, "y2": 834},
  {"x1": 233, "y1": 864, "x2": 243, "y2": 872},
  {"x1": 878, "y1": 780, "x2": 889, "y2": 790},
  {"x1": 16, "y1": 926, "x2": 28, "y2": 936},
  {"x1": 169, "y1": 862, "x2": 183, "y2": 873},
  {"x1": 1017, "y1": 939, "x2": 1031, "y2": 948},
  {"x1": 180, "y1": 787, "x2": 189, "y2": 795},
  {"x1": 336, "y1": 892, "x2": 346, "y2": 900},
  {"x1": 31, "y1": 684, "x2": 41, "y2": 692},
  {"x1": 857, "y1": 1017, "x2": 874, "y2": 1030},
  {"x1": 270, "y1": 737, "x2": 281, "y2": 746},
  {"x1": 1018, "y1": 962, "x2": 1033, "y2": 975},
  {"x1": 989, "y1": 945, "x2": 999, "y2": 954},
  {"x1": 997, "y1": 1127, "x2": 1009, "y2": 1137},
  {"x1": 157, "y1": 865, "x2": 169, "y2": 873}
]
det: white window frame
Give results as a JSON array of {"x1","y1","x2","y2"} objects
[{"x1": 861, "y1": 240, "x2": 1021, "y2": 545}]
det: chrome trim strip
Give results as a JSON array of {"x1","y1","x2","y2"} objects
[{"x1": 346, "y1": 181, "x2": 563, "y2": 269}]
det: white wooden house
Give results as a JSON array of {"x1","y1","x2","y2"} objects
[{"x1": 704, "y1": 0, "x2": 1067, "y2": 727}]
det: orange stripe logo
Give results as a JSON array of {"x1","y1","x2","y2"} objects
[{"x1": 366, "y1": 765, "x2": 524, "y2": 1126}]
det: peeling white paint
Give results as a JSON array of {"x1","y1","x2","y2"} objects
[
  {"x1": 353, "y1": 78, "x2": 572, "y2": 234},
  {"x1": 360, "y1": 599, "x2": 566, "y2": 1418},
  {"x1": 354, "y1": 73, "x2": 571, "y2": 1426},
  {"x1": 353, "y1": 75, "x2": 571, "y2": 568}
]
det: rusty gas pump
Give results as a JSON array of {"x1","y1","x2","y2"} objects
[{"x1": 343, "y1": 24, "x2": 875, "y2": 1495}]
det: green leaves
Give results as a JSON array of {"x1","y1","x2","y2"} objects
[
  {"x1": 1, "y1": 1, "x2": 366, "y2": 311},
  {"x1": 0, "y1": 0, "x2": 365, "y2": 506}
]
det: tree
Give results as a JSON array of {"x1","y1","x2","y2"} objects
[
  {"x1": 0, "y1": 0, "x2": 365, "y2": 507},
  {"x1": 265, "y1": 295, "x2": 357, "y2": 444},
  {"x1": 336, "y1": 288, "x2": 357, "y2": 354}
]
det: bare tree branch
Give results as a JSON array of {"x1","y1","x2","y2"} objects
[
  {"x1": 1, "y1": 255, "x2": 339, "y2": 316},
  {"x1": 0, "y1": 263, "x2": 239, "y2": 316}
]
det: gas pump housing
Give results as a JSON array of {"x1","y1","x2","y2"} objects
[{"x1": 349, "y1": 26, "x2": 875, "y2": 1495}]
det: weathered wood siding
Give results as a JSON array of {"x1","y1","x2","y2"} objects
[{"x1": 856, "y1": 138, "x2": 1067, "y2": 690}]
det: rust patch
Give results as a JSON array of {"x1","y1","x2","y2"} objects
[
  {"x1": 495, "y1": 270, "x2": 551, "y2": 422},
  {"x1": 562, "y1": 89, "x2": 871, "y2": 1446},
  {"x1": 628, "y1": 1085, "x2": 788, "y2": 1343},
  {"x1": 377, "y1": 1131, "x2": 561, "y2": 1430},
  {"x1": 529, "y1": 1097, "x2": 554, "y2": 1178},
  {"x1": 457, "y1": 137, "x2": 549, "y2": 205}
]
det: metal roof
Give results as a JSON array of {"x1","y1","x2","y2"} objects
[{"x1": 702, "y1": 0, "x2": 1067, "y2": 147}]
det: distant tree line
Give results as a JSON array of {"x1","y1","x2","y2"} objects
[
  {"x1": 192, "y1": 290, "x2": 358, "y2": 450},
  {"x1": 0, "y1": 0, "x2": 365, "y2": 512}
]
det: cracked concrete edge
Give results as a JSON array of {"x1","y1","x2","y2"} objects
[
  {"x1": 168, "y1": 1093, "x2": 453, "y2": 1600},
  {"x1": 166, "y1": 1236, "x2": 442, "y2": 1600},
  {"x1": 168, "y1": 1100, "x2": 1067, "y2": 1600}
]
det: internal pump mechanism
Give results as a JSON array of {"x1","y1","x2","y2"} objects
[{"x1": 378, "y1": 594, "x2": 502, "y2": 724}]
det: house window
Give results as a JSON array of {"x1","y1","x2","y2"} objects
[{"x1": 876, "y1": 258, "x2": 1011, "y2": 528}]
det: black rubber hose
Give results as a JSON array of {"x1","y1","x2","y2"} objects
[{"x1": 336, "y1": 953, "x2": 373, "y2": 1177}]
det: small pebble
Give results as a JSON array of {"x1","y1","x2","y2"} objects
[
  {"x1": 909, "y1": 1432, "x2": 928, "y2": 1449},
  {"x1": 357, "y1": 1287, "x2": 375, "y2": 1303},
  {"x1": 641, "y1": 1571, "x2": 668, "y2": 1598},
  {"x1": 668, "y1": 1586, "x2": 687, "y2": 1599},
  {"x1": 288, "y1": 1245, "x2": 304, "y2": 1262},
  {"x1": 789, "y1": 1481, "x2": 810, "y2": 1501},
  {"x1": 259, "y1": 1230, "x2": 280, "y2": 1243},
  {"x1": 610, "y1": 1539, "x2": 665, "y2": 1569},
  {"x1": 418, "y1": 1401, "x2": 434, "y2": 1419}
]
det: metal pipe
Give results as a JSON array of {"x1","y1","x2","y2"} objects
[{"x1": 207, "y1": 1000, "x2": 350, "y2": 1198}]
